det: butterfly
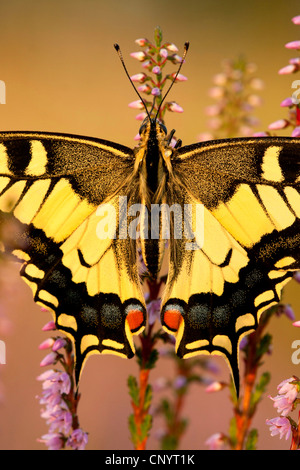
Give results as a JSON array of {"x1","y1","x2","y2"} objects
[{"x1": 0, "y1": 42, "x2": 299, "y2": 396}]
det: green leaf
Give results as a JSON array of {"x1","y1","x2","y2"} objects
[
  {"x1": 250, "y1": 371, "x2": 271, "y2": 413},
  {"x1": 256, "y1": 333, "x2": 272, "y2": 360},
  {"x1": 160, "y1": 398, "x2": 174, "y2": 425},
  {"x1": 128, "y1": 375, "x2": 139, "y2": 406},
  {"x1": 143, "y1": 384, "x2": 153, "y2": 412},
  {"x1": 128, "y1": 414, "x2": 138, "y2": 446},
  {"x1": 140, "y1": 414, "x2": 152, "y2": 440},
  {"x1": 229, "y1": 416, "x2": 238, "y2": 448}
]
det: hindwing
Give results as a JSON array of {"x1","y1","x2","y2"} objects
[{"x1": 0, "y1": 132, "x2": 146, "y2": 381}]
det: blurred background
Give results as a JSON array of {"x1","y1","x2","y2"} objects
[{"x1": 0, "y1": 0, "x2": 300, "y2": 450}]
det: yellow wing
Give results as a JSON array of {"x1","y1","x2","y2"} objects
[{"x1": 161, "y1": 137, "x2": 300, "y2": 393}]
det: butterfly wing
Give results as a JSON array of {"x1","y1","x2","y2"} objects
[
  {"x1": 162, "y1": 137, "x2": 300, "y2": 393},
  {"x1": 0, "y1": 132, "x2": 146, "y2": 382}
]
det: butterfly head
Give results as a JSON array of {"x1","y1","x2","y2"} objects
[{"x1": 138, "y1": 116, "x2": 168, "y2": 140}]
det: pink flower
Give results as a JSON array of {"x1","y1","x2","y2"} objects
[
  {"x1": 152, "y1": 65, "x2": 161, "y2": 74},
  {"x1": 205, "y1": 381, "x2": 225, "y2": 393},
  {"x1": 38, "y1": 433, "x2": 64, "y2": 450},
  {"x1": 168, "y1": 102, "x2": 184, "y2": 113},
  {"x1": 280, "y1": 97, "x2": 294, "y2": 107},
  {"x1": 128, "y1": 100, "x2": 144, "y2": 109},
  {"x1": 165, "y1": 42, "x2": 178, "y2": 52},
  {"x1": 266, "y1": 417, "x2": 292, "y2": 440},
  {"x1": 173, "y1": 375, "x2": 187, "y2": 389},
  {"x1": 52, "y1": 337, "x2": 67, "y2": 352},
  {"x1": 130, "y1": 51, "x2": 146, "y2": 61},
  {"x1": 292, "y1": 127, "x2": 300, "y2": 137},
  {"x1": 269, "y1": 394, "x2": 294, "y2": 416},
  {"x1": 138, "y1": 84, "x2": 151, "y2": 93},
  {"x1": 277, "y1": 377, "x2": 298, "y2": 402},
  {"x1": 159, "y1": 48, "x2": 168, "y2": 58},
  {"x1": 130, "y1": 73, "x2": 147, "y2": 83},
  {"x1": 141, "y1": 60, "x2": 152, "y2": 69},
  {"x1": 171, "y1": 72, "x2": 188, "y2": 82},
  {"x1": 40, "y1": 351, "x2": 57, "y2": 367},
  {"x1": 278, "y1": 64, "x2": 297, "y2": 74},
  {"x1": 268, "y1": 377, "x2": 298, "y2": 417},
  {"x1": 292, "y1": 15, "x2": 300, "y2": 25},
  {"x1": 285, "y1": 40, "x2": 300, "y2": 50},
  {"x1": 135, "y1": 38, "x2": 148, "y2": 47},
  {"x1": 276, "y1": 304, "x2": 295, "y2": 321},
  {"x1": 293, "y1": 320, "x2": 300, "y2": 327},
  {"x1": 252, "y1": 132, "x2": 268, "y2": 137},
  {"x1": 148, "y1": 299, "x2": 161, "y2": 325},
  {"x1": 135, "y1": 112, "x2": 147, "y2": 121},
  {"x1": 39, "y1": 338, "x2": 55, "y2": 350},
  {"x1": 42, "y1": 321, "x2": 56, "y2": 331},
  {"x1": 42, "y1": 403, "x2": 73, "y2": 434},
  {"x1": 205, "y1": 432, "x2": 225, "y2": 450},
  {"x1": 294, "y1": 271, "x2": 300, "y2": 283},
  {"x1": 67, "y1": 429, "x2": 88, "y2": 450},
  {"x1": 151, "y1": 87, "x2": 161, "y2": 96}
]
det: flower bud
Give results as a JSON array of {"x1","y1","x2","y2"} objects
[
  {"x1": 52, "y1": 337, "x2": 67, "y2": 351},
  {"x1": 40, "y1": 351, "x2": 57, "y2": 367},
  {"x1": 135, "y1": 38, "x2": 149, "y2": 47},
  {"x1": 152, "y1": 65, "x2": 161, "y2": 74},
  {"x1": 205, "y1": 381, "x2": 225, "y2": 392},
  {"x1": 278, "y1": 64, "x2": 297, "y2": 74},
  {"x1": 292, "y1": 15, "x2": 300, "y2": 25},
  {"x1": 130, "y1": 73, "x2": 147, "y2": 83},
  {"x1": 280, "y1": 97, "x2": 294, "y2": 107},
  {"x1": 168, "y1": 102, "x2": 184, "y2": 113},
  {"x1": 268, "y1": 119, "x2": 289, "y2": 130},
  {"x1": 141, "y1": 60, "x2": 152, "y2": 69},
  {"x1": 292, "y1": 127, "x2": 300, "y2": 137},
  {"x1": 151, "y1": 87, "x2": 161, "y2": 96},
  {"x1": 171, "y1": 72, "x2": 188, "y2": 82},
  {"x1": 128, "y1": 100, "x2": 144, "y2": 109},
  {"x1": 285, "y1": 40, "x2": 300, "y2": 50},
  {"x1": 253, "y1": 131, "x2": 269, "y2": 137},
  {"x1": 135, "y1": 112, "x2": 147, "y2": 121},
  {"x1": 159, "y1": 48, "x2": 168, "y2": 58},
  {"x1": 130, "y1": 51, "x2": 146, "y2": 61},
  {"x1": 39, "y1": 338, "x2": 55, "y2": 350},
  {"x1": 165, "y1": 42, "x2": 178, "y2": 52},
  {"x1": 138, "y1": 84, "x2": 151, "y2": 93},
  {"x1": 42, "y1": 321, "x2": 56, "y2": 331}
]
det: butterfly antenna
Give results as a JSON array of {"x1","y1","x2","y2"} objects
[
  {"x1": 155, "y1": 41, "x2": 189, "y2": 121},
  {"x1": 114, "y1": 43, "x2": 151, "y2": 120}
]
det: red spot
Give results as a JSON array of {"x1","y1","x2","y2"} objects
[
  {"x1": 164, "y1": 309, "x2": 182, "y2": 332},
  {"x1": 127, "y1": 309, "x2": 144, "y2": 332}
]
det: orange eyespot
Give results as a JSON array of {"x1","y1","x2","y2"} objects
[
  {"x1": 126, "y1": 309, "x2": 144, "y2": 333},
  {"x1": 163, "y1": 308, "x2": 182, "y2": 332}
]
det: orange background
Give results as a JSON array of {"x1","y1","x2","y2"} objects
[{"x1": 0, "y1": 0, "x2": 300, "y2": 450}]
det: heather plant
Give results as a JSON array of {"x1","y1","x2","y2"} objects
[{"x1": 37, "y1": 319, "x2": 88, "y2": 450}]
